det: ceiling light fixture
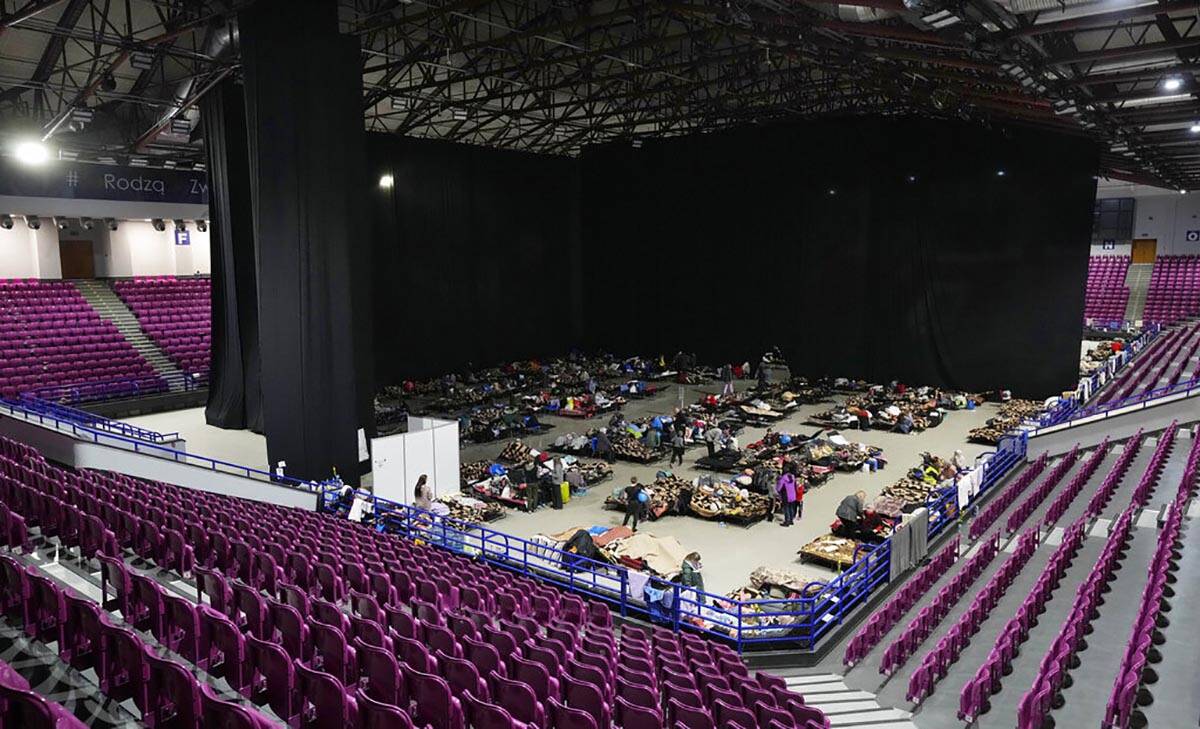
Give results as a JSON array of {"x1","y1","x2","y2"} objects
[
  {"x1": 1163, "y1": 77, "x2": 1183, "y2": 92},
  {"x1": 13, "y1": 140, "x2": 50, "y2": 166}
]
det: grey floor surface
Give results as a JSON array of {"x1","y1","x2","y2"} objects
[{"x1": 123, "y1": 385, "x2": 1000, "y2": 595}]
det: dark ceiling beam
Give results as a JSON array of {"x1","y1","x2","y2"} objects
[
  {"x1": 0, "y1": 0, "x2": 69, "y2": 36},
  {"x1": 1074, "y1": 63, "x2": 1200, "y2": 87},
  {"x1": 0, "y1": 0, "x2": 86, "y2": 104}
]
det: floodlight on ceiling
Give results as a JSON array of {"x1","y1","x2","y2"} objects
[
  {"x1": 104, "y1": 218, "x2": 118, "y2": 231},
  {"x1": 1163, "y1": 77, "x2": 1184, "y2": 92},
  {"x1": 130, "y1": 53, "x2": 155, "y2": 71},
  {"x1": 170, "y1": 118, "x2": 191, "y2": 135},
  {"x1": 196, "y1": 220, "x2": 208, "y2": 232},
  {"x1": 0, "y1": 216, "x2": 12, "y2": 230},
  {"x1": 151, "y1": 218, "x2": 166, "y2": 232},
  {"x1": 25, "y1": 215, "x2": 40, "y2": 230},
  {"x1": 80, "y1": 217, "x2": 94, "y2": 231},
  {"x1": 379, "y1": 174, "x2": 394, "y2": 189},
  {"x1": 173, "y1": 219, "x2": 187, "y2": 232},
  {"x1": 1191, "y1": 123, "x2": 1200, "y2": 133},
  {"x1": 13, "y1": 140, "x2": 50, "y2": 166},
  {"x1": 54, "y1": 216, "x2": 70, "y2": 231}
]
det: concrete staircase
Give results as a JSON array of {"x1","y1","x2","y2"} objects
[
  {"x1": 73, "y1": 279, "x2": 186, "y2": 388},
  {"x1": 1124, "y1": 262, "x2": 1154, "y2": 322},
  {"x1": 782, "y1": 674, "x2": 915, "y2": 728}
]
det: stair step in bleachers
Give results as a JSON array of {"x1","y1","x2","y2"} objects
[{"x1": 111, "y1": 277, "x2": 211, "y2": 378}]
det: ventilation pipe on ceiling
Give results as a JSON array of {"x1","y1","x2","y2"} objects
[
  {"x1": 152, "y1": 20, "x2": 237, "y2": 138},
  {"x1": 1001, "y1": 0, "x2": 1108, "y2": 14}
]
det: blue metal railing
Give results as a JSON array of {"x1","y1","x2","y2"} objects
[
  {"x1": 1035, "y1": 375, "x2": 1200, "y2": 433},
  {"x1": 13, "y1": 395, "x2": 178, "y2": 443},
  {"x1": 25, "y1": 371, "x2": 208, "y2": 406},
  {"x1": 0, "y1": 399, "x2": 322, "y2": 493},
  {"x1": 319, "y1": 430, "x2": 1028, "y2": 652}
]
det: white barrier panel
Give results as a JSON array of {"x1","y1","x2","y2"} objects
[{"x1": 371, "y1": 416, "x2": 460, "y2": 505}]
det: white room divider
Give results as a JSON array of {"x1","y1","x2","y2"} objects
[{"x1": 371, "y1": 416, "x2": 460, "y2": 505}]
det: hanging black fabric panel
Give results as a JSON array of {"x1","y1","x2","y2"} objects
[
  {"x1": 580, "y1": 118, "x2": 1097, "y2": 397},
  {"x1": 200, "y1": 79, "x2": 263, "y2": 433},
  {"x1": 367, "y1": 135, "x2": 581, "y2": 382},
  {"x1": 240, "y1": 0, "x2": 372, "y2": 483}
]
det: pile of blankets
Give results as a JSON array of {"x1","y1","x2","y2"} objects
[{"x1": 968, "y1": 399, "x2": 1041, "y2": 444}]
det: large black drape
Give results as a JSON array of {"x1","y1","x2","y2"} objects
[
  {"x1": 239, "y1": 0, "x2": 372, "y2": 483},
  {"x1": 368, "y1": 135, "x2": 582, "y2": 382},
  {"x1": 201, "y1": 79, "x2": 263, "y2": 432},
  {"x1": 580, "y1": 118, "x2": 1097, "y2": 397}
]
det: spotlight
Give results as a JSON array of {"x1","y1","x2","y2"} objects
[
  {"x1": 53, "y1": 216, "x2": 70, "y2": 230},
  {"x1": 100, "y1": 74, "x2": 117, "y2": 91},
  {"x1": 13, "y1": 140, "x2": 50, "y2": 166},
  {"x1": 827, "y1": 188, "x2": 837, "y2": 196},
  {"x1": 104, "y1": 218, "x2": 118, "y2": 231},
  {"x1": 0, "y1": 215, "x2": 11, "y2": 230},
  {"x1": 996, "y1": 169, "x2": 1006, "y2": 177},
  {"x1": 1163, "y1": 77, "x2": 1183, "y2": 92},
  {"x1": 80, "y1": 217, "x2": 94, "y2": 231},
  {"x1": 1181, "y1": 189, "x2": 1189, "y2": 195},
  {"x1": 378, "y1": 174, "x2": 394, "y2": 189},
  {"x1": 1191, "y1": 123, "x2": 1200, "y2": 133},
  {"x1": 25, "y1": 215, "x2": 40, "y2": 230},
  {"x1": 907, "y1": 175, "x2": 917, "y2": 183},
  {"x1": 151, "y1": 218, "x2": 166, "y2": 232},
  {"x1": 173, "y1": 219, "x2": 187, "y2": 232},
  {"x1": 195, "y1": 219, "x2": 208, "y2": 232}
]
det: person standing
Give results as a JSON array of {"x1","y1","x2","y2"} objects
[
  {"x1": 622, "y1": 477, "x2": 645, "y2": 531},
  {"x1": 679, "y1": 552, "x2": 706, "y2": 605},
  {"x1": 704, "y1": 425, "x2": 721, "y2": 458},
  {"x1": 670, "y1": 430, "x2": 686, "y2": 467},
  {"x1": 720, "y1": 363, "x2": 735, "y2": 397},
  {"x1": 776, "y1": 469, "x2": 798, "y2": 527}
]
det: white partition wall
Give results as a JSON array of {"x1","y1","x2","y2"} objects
[{"x1": 371, "y1": 416, "x2": 459, "y2": 505}]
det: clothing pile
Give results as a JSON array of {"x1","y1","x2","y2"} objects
[
  {"x1": 461, "y1": 460, "x2": 494, "y2": 487},
  {"x1": 498, "y1": 440, "x2": 533, "y2": 464},
  {"x1": 879, "y1": 477, "x2": 939, "y2": 510},
  {"x1": 832, "y1": 441, "x2": 887, "y2": 471},
  {"x1": 571, "y1": 460, "x2": 613, "y2": 486},
  {"x1": 610, "y1": 433, "x2": 661, "y2": 463},
  {"x1": 687, "y1": 479, "x2": 771, "y2": 522},
  {"x1": 715, "y1": 581, "x2": 814, "y2": 636},
  {"x1": 604, "y1": 475, "x2": 690, "y2": 520},
  {"x1": 798, "y1": 534, "x2": 862, "y2": 568},
  {"x1": 968, "y1": 399, "x2": 1041, "y2": 444},
  {"x1": 550, "y1": 432, "x2": 592, "y2": 456},
  {"x1": 434, "y1": 493, "x2": 505, "y2": 524}
]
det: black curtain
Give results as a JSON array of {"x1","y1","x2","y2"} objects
[
  {"x1": 201, "y1": 79, "x2": 262, "y2": 432},
  {"x1": 580, "y1": 118, "x2": 1097, "y2": 397},
  {"x1": 239, "y1": 0, "x2": 372, "y2": 482},
  {"x1": 368, "y1": 135, "x2": 582, "y2": 382}
]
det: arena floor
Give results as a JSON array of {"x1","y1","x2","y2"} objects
[{"x1": 124, "y1": 383, "x2": 1000, "y2": 595}]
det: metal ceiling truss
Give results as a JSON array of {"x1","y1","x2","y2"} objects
[{"x1": 0, "y1": 0, "x2": 1197, "y2": 187}]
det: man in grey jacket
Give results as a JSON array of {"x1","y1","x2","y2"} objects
[{"x1": 836, "y1": 490, "x2": 867, "y2": 538}]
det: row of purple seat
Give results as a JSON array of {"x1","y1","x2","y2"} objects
[
  {"x1": 905, "y1": 528, "x2": 1040, "y2": 704},
  {"x1": 113, "y1": 276, "x2": 211, "y2": 376},
  {"x1": 968, "y1": 453, "x2": 1049, "y2": 541},
  {"x1": 961, "y1": 424, "x2": 1178, "y2": 724},
  {"x1": 878, "y1": 533, "x2": 1000, "y2": 677},
  {"x1": 957, "y1": 517, "x2": 1087, "y2": 721},
  {"x1": 1126, "y1": 422, "x2": 1177, "y2": 509},
  {"x1": 1143, "y1": 255, "x2": 1200, "y2": 323},
  {"x1": 1014, "y1": 505, "x2": 1134, "y2": 729},
  {"x1": 1097, "y1": 323, "x2": 1200, "y2": 405},
  {"x1": 1042, "y1": 438, "x2": 1111, "y2": 527},
  {"x1": 0, "y1": 434, "x2": 829, "y2": 729},
  {"x1": 0, "y1": 654, "x2": 86, "y2": 728},
  {"x1": 1101, "y1": 433, "x2": 1199, "y2": 729},
  {"x1": 1084, "y1": 256, "x2": 1130, "y2": 323},
  {"x1": 1003, "y1": 445, "x2": 1080, "y2": 534},
  {"x1": 0, "y1": 279, "x2": 156, "y2": 398},
  {"x1": 0, "y1": 552, "x2": 271, "y2": 728},
  {"x1": 842, "y1": 538, "x2": 959, "y2": 667},
  {"x1": 1083, "y1": 430, "x2": 1144, "y2": 517}
]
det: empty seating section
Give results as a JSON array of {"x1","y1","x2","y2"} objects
[
  {"x1": 1084, "y1": 256, "x2": 1130, "y2": 324},
  {"x1": 0, "y1": 434, "x2": 830, "y2": 729},
  {"x1": 832, "y1": 423, "x2": 1193, "y2": 726},
  {"x1": 113, "y1": 276, "x2": 211, "y2": 376},
  {"x1": 1142, "y1": 255, "x2": 1200, "y2": 324},
  {"x1": 1094, "y1": 320, "x2": 1200, "y2": 405},
  {"x1": 0, "y1": 279, "x2": 159, "y2": 399}
]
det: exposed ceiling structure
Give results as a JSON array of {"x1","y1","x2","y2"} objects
[{"x1": 1, "y1": 0, "x2": 1199, "y2": 189}]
